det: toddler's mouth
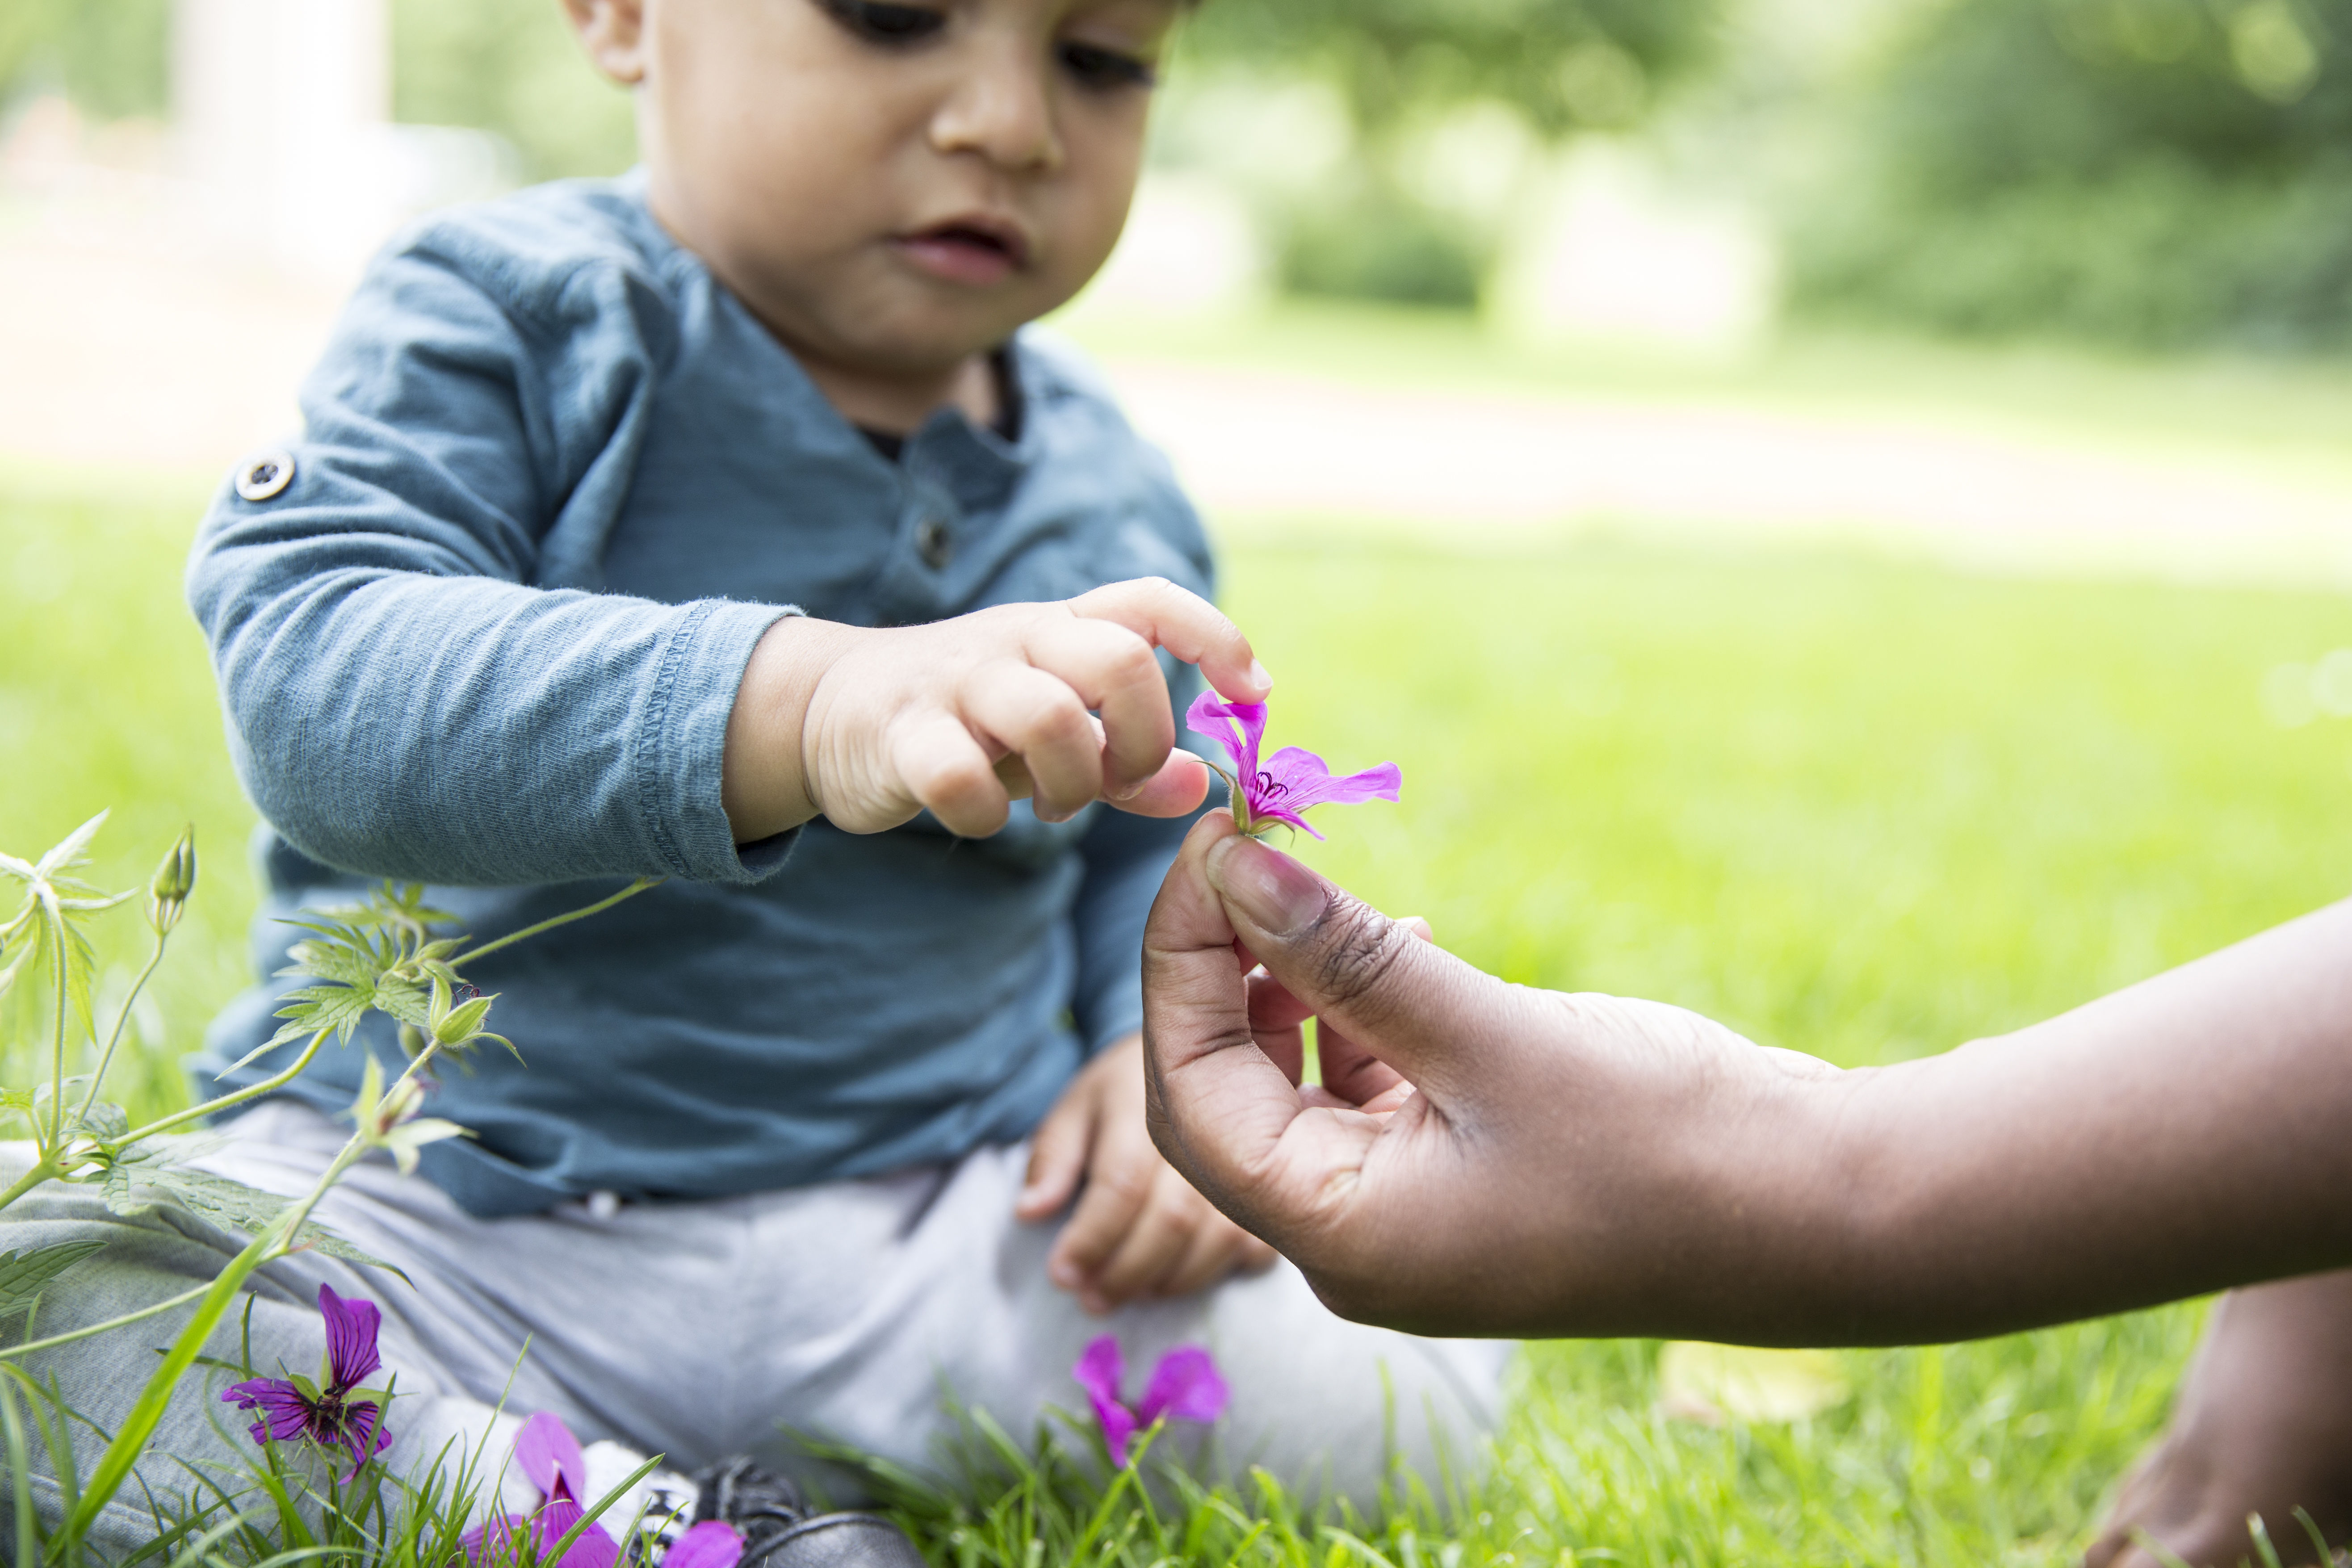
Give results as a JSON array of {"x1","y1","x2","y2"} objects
[{"x1": 893, "y1": 217, "x2": 1031, "y2": 286}]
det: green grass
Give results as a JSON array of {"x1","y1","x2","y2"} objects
[{"x1": 7, "y1": 452, "x2": 2352, "y2": 1563}]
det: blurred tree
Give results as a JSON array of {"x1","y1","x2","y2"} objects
[
  {"x1": 392, "y1": 0, "x2": 634, "y2": 179},
  {"x1": 0, "y1": 0, "x2": 171, "y2": 120},
  {"x1": 1183, "y1": 0, "x2": 1723, "y2": 135},
  {"x1": 1789, "y1": 0, "x2": 2352, "y2": 348}
]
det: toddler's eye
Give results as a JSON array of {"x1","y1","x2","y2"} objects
[
  {"x1": 814, "y1": 0, "x2": 947, "y2": 44},
  {"x1": 1058, "y1": 41, "x2": 1157, "y2": 91}
]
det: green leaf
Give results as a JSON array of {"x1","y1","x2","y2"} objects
[
  {"x1": 99, "y1": 1140, "x2": 406, "y2": 1280},
  {"x1": 32, "y1": 812, "x2": 108, "y2": 882},
  {"x1": 0, "y1": 1240, "x2": 108, "y2": 1320}
]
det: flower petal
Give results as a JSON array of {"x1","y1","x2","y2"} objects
[
  {"x1": 335, "y1": 1398, "x2": 392, "y2": 1481},
  {"x1": 1260, "y1": 749, "x2": 1402, "y2": 812},
  {"x1": 534, "y1": 1498, "x2": 622, "y2": 1568},
  {"x1": 514, "y1": 1410, "x2": 590, "y2": 1503},
  {"x1": 1183, "y1": 693, "x2": 1266, "y2": 780},
  {"x1": 460, "y1": 1513, "x2": 530, "y2": 1566},
  {"x1": 1134, "y1": 1346, "x2": 1230, "y2": 1426},
  {"x1": 220, "y1": 1378, "x2": 314, "y2": 1444},
  {"x1": 1072, "y1": 1334, "x2": 1139, "y2": 1466},
  {"x1": 316, "y1": 1283, "x2": 383, "y2": 1391},
  {"x1": 664, "y1": 1520, "x2": 745, "y2": 1568}
]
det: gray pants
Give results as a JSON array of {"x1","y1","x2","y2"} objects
[{"x1": 4, "y1": 1104, "x2": 1511, "y2": 1555}]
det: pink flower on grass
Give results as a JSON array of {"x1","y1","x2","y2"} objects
[
  {"x1": 1186, "y1": 694, "x2": 1400, "y2": 841},
  {"x1": 461, "y1": 1411, "x2": 645, "y2": 1568},
  {"x1": 220, "y1": 1283, "x2": 393, "y2": 1480},
  {"x1": 1073, "y1": 1336, "x2": 1229, "y2": 1467}
]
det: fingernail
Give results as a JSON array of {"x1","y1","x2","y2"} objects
[
  {"x1": 1247, "y1": 659, "x2": 1273, "y2": 693},
  {"x1": 1206, "y1": 835, "x2": 1328, "y2": 936}
]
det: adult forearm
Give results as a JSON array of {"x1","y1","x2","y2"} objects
[{"x1": 1813, "y1": 896, "x2": 2352, "y2": 1342}]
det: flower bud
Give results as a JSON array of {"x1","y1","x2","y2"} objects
[{"x1": 147, "y1": 827, "x2": 196, "y2": 935}]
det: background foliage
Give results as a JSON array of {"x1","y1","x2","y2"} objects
[{"x1": 1788, "y1": 0, "x2": 2352, "y2": 348}]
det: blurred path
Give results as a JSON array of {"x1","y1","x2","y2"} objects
[
  {"x1": 1103, "y1": 361, "x2": 2352, "y2": 585},
  {"x1": 4, "y1": 172, "x2": 2349, "y2": 587}
]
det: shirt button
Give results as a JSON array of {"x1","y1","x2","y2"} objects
[
  {"x1": 916, "y1": 516, "x2": 954, "y2": 570},
  {"x1": 235, "y1": 450, "x2": 296, "y2": 502}
]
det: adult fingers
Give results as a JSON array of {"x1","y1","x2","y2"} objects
[
  {"x1": 1311, "y1": 918, "x2": 1429, "y2": 1107},
  {"x1": 1016, "y1": 1088, "x2": 1097, "y2": 1223},
  {"x1": 1066, "y1": 578, "x2": 1270, "y2": 706},
  {"x1": 890, "y1": 709, "x2": 1010, "y2": 838},
  {"x1": 960, "y1": 660, "x2": 1102, "y2": 822},
  {"x1": 1246, "y1": 968, "x2": 1312, "y2": 1085},
  {"x1": 1141, "y1": 814, "x2": 1386, "y2": 1250},
  {"x1": 1201, "y1": 833, "x2": 1515, "y2": 1104},
  {"x1": 1019, "y1": 616, "x2": 1176, "y2": 803}
]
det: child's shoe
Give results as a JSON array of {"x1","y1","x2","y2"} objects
[{"x1": 688, "y1": 1457, "x2": 926, "y2": 1568}]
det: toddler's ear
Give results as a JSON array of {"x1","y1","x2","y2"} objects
[{"x1": 563, "y1": 0, "x2": 650, "y2": 86}]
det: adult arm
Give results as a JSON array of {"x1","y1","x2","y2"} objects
[{"x1": 1140, "y1": 814, "x2": 2352, "y2": 1344}]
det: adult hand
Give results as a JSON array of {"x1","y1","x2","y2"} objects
[
  {"x1": 1145, "y1": 814, "x2": 2352, "y2": 1346},
  {"x1": 1140, "y1": 813, "x2": 1850, "y2": 1342},
  {"x1": 1016, "y1": 1031, "x2": 1278, "y2": 1315}
]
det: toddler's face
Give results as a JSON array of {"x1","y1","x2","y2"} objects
[{"x1": 600, "y1": 0, "x2": 1176, "y2": 380}]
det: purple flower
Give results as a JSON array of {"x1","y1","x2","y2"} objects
[
  {"x1": 461, "y1": 1412, "x2": 625, "y2": 1568},
  {"x1": 662, "y1": 1521, "x2": 745, "y2": 1568},
  {"x1": 1073, "y1": 1336, "x2": 1230, "y2": 1466},
  {"x1": 220, "y1": 1283, "x2": 393, "y2": 1480},
  {"x1": 1185, "y1": 694, "x2": 1401, "y2": 841}
]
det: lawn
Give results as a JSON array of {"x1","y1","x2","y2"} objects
[{"x1": 5, "y1": 442, "x2": 2352, "y2": 1562}]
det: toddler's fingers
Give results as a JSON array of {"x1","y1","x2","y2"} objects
[
  {"x1": 891, "y1": 709, "x2": 1012, "y2": 837},
  {"x1": 961, "y1": 660, "x2": 1102, "y2": 822},
  {"x1": 1082, "y1": 1172, "x2": 1211, "y2": 1308},
  {"x1": 1019, "y1": 616, "x2": 1176, "y2": 802},
  {"x1": 1152, "y1": 1209, "x2": 1276, "y2": 1303},
  {"x1": 1103, "y1": 752, "x2": 1211, "y2": 819},
  {"x1": 1066, "y1": 578, "x2": 1270, "y2": 704},
  {"x1": 1048, "y1": 1143, "x2": 1153, "y2": 1292},
  {"x1": 1017, "y1": 1094, "x2": 1096, "y2": 1222}
]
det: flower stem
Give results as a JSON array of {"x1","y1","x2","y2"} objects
[
  {"x1": 72, "y1": 927, "x2": 168, "y2": 1128},
  {"x1": 0, "y1": 1281, "x2": 210, "y2": 1362},
  {"x1": 456, "y1": 877, "x2": 659, "y2": 969},
  {"x1": 115, "y1": 1026, "x2": 332, "y2": 1145},
  {"x1": 0, "y1": 1161, "x2": 58, "y2": 1217},
  {"x1": 45, "y1": 911, "x2": 67, "y2": 1155}
]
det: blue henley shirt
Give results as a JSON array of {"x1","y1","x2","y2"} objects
[{"x1": 185, "y1": 175, "x2": 1216, "y2": 1218}]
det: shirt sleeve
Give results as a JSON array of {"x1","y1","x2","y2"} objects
[{"x1": 187, "y1": 237, "x2": 797, "y2": 889}]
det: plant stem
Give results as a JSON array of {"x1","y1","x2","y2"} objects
[
  {"x1": 116, "y1": 1027, "x2": 332, "y2": 1145},
  {"x1": 72, "y1": 928, "x2": 168, "y2": 1128},
  {"x1": 457, "y1": 877, "x2": 659, "y2": 968},
  {"x1": 45, "y1": 909, "x2": 67, "y2": 1155},
  {"x1": 0, "y1": 1160, "x2": 59, "y2": 1216},
  {"x1": 0, "y1": 1282, "x2": 210, "y2": 1362}
]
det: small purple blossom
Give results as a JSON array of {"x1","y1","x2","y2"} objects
[
  {"x1": 220, "y1": 1283, "x2": 393, "y2": 1480},
  {"x1": 1186, "y1": 694, "x2": 1401, "y2": 841},
  {"x1": 662, "y1": 1521, "x2": 745, "y2": 1568},
  {"x1": 1073, "y1": 1336, "x2": 1229, "y2": 1466},
  {"x1": 461, "y1": 1412, "x2": 625, "y2": 1568}
]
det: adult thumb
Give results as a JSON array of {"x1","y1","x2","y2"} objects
[{"x1": 1202, "y1": 833, "x2": 1508, "y2": 1103}]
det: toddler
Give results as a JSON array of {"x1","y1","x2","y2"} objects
[{"x1": 11, "y1": 0, "x2": 1506, "y2": 1554}]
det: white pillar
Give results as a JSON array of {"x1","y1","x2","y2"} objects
[{"x1": 172, "y1": 0, "x2": 395, "y2": 280}]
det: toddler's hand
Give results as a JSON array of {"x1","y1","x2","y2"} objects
[
  {"x1": 1014, "y1": 1032, "x2": 1277, "y2": 1315},
  {"x1": 723, "y1": 579, "x2": 1268, "y2": 843}
]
